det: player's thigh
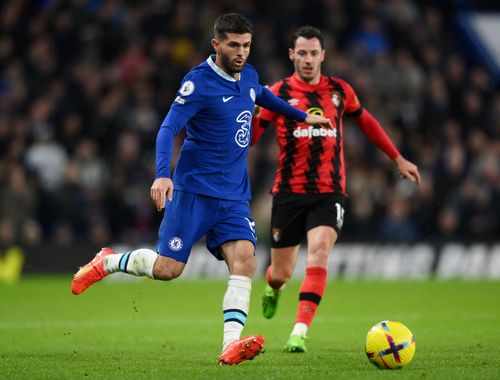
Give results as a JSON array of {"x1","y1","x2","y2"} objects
[
  {"x1": 305, "y1": 194, "x2": 345, "y2": 267},
  {"x1": 220, "y1": 239, "x2": 256, "y2": 276},
  {"x1": 270, "y1": 194, "x2": 308, "y2": 248},
  {"x1": 156, "y1": 190, "x2": 212, "y2": 264},
  {"x1": 207, "y1": 199, "x2": 256, "y2": 275},
  {"x1": 270, "y1": 245, "x2": 300, "y2": 279},
  {"x1": 306, "y1": 226, "x2": 338, "y2": 268}
]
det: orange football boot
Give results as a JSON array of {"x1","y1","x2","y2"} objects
[
  {"x1": 218, "y1": 335, "x2": 265, "y2": 365},
  {"x1": 70, "y1": 247, "x2": 115, "y2": 295}
]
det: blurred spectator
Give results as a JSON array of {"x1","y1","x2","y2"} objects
[
  {"x1": 21, "y1": 219, "x2": 43, "y2": 246},
  {"x1": 437, "y1": 207, "x2": 460, "y2": 239},
  {"x1": 0, "y1": 219, "x2": 16, "y2": 248},
  {"x1": 379, "y1": 192, "x2": 420, "y2": 242},
  {"x1": 351, "y1": 16, "x2": 390, "y2": 58},
  {"x1": 0, "y1": 164, "x2": 37, "y2": 232},
  {"x1": 25, "y1": 122, "x2": 68, "y2": 192},
  {"x1": 73, "y1": 138, "x2": 107, "y2": 190}
]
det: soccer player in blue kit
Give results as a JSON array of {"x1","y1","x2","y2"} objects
[{"x1": 70, "y1": 13, "x2": 330, "y2": 365}]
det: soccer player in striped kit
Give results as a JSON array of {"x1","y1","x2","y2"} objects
[
  {"x1": 252, "y1": 26, "x2": 421, "y2": 353},
  {"x1": 70, "y1": 15, "x2": 331, "y2": 365}
]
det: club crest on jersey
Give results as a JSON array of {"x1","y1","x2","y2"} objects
[
  {"x1": 249, "y1": 88, "x2": 256, "y2": 102},
  {"x1": 331, "y1": 91, "x2": 341, "y2": 107},
  {"x1": 272, "y1": 228, "x2": 282, "y2": 242},
  {"x1": 179, "y1": 80, "x2": 195, "y2": 96},
  {"x1": 168, "y1": 236, "x2": 183, "y2": 251}
]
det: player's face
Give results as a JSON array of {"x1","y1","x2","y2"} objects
[
  {"x1": 212, "y1": 33, "x2": 252, "y2": 77},
  {"x1": 289, "y1": 37, "x2": 325, "y2": 84}
]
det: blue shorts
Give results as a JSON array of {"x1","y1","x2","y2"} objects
[{"x1": 156, "y1": 190, "x2": 257, "y2": 263}]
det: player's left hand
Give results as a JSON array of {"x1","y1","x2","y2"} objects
[
  {"x1": 305, "y1": 114, "x2": 332, "y2": 128},
  {"x1": 394, "y1": 156, "x2": 421, "y2": 186}
]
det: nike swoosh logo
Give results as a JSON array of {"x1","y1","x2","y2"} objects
[{"x1": 223, "y1": 96, "x2": 234, "y2": 102}]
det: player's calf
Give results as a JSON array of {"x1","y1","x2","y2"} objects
[{"x1": 151, "y1": 255, "x2": 185, "y2": 280}]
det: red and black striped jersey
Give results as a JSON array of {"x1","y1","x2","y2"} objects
[{"x1": 253, "y1": 73, "x2": 363, "y2": 195}]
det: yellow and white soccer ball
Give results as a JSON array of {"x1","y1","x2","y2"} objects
[{"x1": 365, "y1": 320, "x2": 415, "y2": 369}]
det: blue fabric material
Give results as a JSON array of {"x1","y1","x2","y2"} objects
[
  {"x1": 155, "y1": 55, "x2": 306, "y2": 201},
  {"x1": 156, "y1": 190, "x2": 256, "y2": 263}
]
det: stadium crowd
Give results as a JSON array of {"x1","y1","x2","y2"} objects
[{"x1": 0, "y1": 0, "x2": 499, "y2": 249}]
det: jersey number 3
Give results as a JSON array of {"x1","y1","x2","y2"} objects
[{"x1": 235, "y1": 110, "x2": 252, "y2": 148}]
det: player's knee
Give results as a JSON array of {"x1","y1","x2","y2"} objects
[
  {"x1": 309, "y1": 245, "x2": 330, "y2": 267},
  {"x1": 314, "y1": 246, "x2": 330, "y2": 259}
]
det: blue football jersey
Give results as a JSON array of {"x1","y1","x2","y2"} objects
[{"x1": 157, "y1": 55, "x2": 306, "y2": 201}]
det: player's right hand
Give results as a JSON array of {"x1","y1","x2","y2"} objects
[
  {"x1": 150, "y1": 177, "x2": 173, "y2": 211},
  {"x1": 394, "y1": 156, "x2": 421, "y2": 186}
]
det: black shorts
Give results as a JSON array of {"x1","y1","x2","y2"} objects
[{"x1": 270, "y1": 193, "x2": 347, "y2": 248}]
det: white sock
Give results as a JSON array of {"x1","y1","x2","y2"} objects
[
  {"x1": 222, "y1": 275, "x2": 252, "y2": 351},
  {"x1": 291, "y1": 322, "x2": 308, "y2": 337},
  {"x1": 104, "y1": 248, "x2": 157, "y2": 279}
]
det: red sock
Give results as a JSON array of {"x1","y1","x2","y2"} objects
[
  {"x1": 295, "y1": 267, "x2": 328, "y2": 327},
  {"x1": 266, "y1": 266, "x2": 282, "y2": 290}
]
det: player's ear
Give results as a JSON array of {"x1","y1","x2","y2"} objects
[
  {"x1": 288, "y1": 48, "x2": 294, "y2": 61},
  {"x1": 211, "y1": 38, "x2": 219, "y2": 53},
  {"x1": 321, "y1": 49, "x2": 325, "y2": 62}
]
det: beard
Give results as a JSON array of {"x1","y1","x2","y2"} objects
[{"x1": 220, "y1": 53, "x2": 246, "y2": 74}]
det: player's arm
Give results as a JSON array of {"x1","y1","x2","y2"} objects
[
  {"x1": 251, "y1": 83, "x2": 278, "y2": 146},
  {"x1": 151, "y1": 75, "x2": 204, "y2": 210},
  {"x1": 353, "y1": 109, "x2": 420, "y2": 185},
  {"x1": 256, "y1": 86, "x2": 331, "y2": 127},
  {"x1": 342, "y1": 79, "x2": 421, "y2": 185},
  {"x1": 151, "y1": 113, "x2": 186, "y2": 211}
]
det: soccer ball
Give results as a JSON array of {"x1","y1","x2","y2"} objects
[{"x1": 365, "y1": 320, "x2": 415, "y2": 369}]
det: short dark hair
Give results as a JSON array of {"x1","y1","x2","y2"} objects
[
  {"x1": 214, "y1": 13, "x2": 253, "y2": 40},
  {"x1": 291, "y1": 26, "x2": 324, "y2": 49}
]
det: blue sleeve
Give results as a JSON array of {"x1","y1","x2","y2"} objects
[
  {"x1": 256, "y1": 86, "x2": 306, "y2": 121},
  {"x1": 155, "y1": 111, "x2": 187, "y2": 178},
  {"x1": 168, "y1": 71, "x2": 205, "y2": 122},
  {"x1": 155, "y1": 71, "x2": 205, "y2": 178}
]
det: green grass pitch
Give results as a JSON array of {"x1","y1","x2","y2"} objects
[{"x1": 1, "y1": 276, "x2": 499, "y2": 379}]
